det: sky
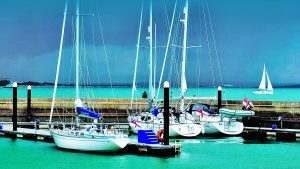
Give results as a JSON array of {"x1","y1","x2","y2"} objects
[{"x1": 0, "y1": 0, "x2": 300, "y2": 87}]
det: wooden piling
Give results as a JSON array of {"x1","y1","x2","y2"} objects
[
  {"x1": 218, "y1": 86, "x2": 222, "y2": 112},
  {"x1": 12, "y1": 82, "x2": 17, "y2": 131},
  {"x1": 164, "y1": 81, "x2": 169, "y2": 145},
  {"x1": 27, "y1": 85, "x2": 31, "y2": 122}
]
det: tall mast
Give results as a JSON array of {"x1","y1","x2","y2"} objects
[
  {"x1": 155, "y1": 1, "x2": 177, "y2": 100},
  {"x1": 74, "y1": 0, "x2": 80, "y2": 127},
  {"x1": 180, "y1": 0, "x2": 188, "y2": 111},
  {"x1": 130, "y1": 3, "x2": 144, "y2": 109},
  {"x1": 154, "y1": 22, "x2": 156, "y2": 101},
  {"x1": 148, "y1": 0, "x2": 153, "y2": 108},
  {"x1": 49, "y1": 0, "x2": 68, "y2": 124},
  {"x1": 75, "y1": 0, "x2": 80, "y2": 99}
]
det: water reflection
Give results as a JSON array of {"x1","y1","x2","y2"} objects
[{"x1": 175, "y1": 136, "x2": 283, "y2": 145}]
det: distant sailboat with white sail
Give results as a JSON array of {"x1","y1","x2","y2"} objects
[{"x1": 253, "y1": 64, "x2": 273, "y2": 95}]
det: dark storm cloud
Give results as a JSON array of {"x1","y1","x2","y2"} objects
[{"x1": 0, "y1": 0, "x2": 300, "y2": 86}]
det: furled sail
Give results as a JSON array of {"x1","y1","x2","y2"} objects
[
  {"x1": 76, "y1": 107, "x2": 101, "y2": 119},
  {"x1": 75, "y1": 99, "x2": 101, "y2": 119}
]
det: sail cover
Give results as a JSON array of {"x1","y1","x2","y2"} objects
[{"x1": 76, "y1": 107, "x2": 101, "y2": 119}]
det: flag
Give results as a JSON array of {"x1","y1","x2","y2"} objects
[{"x1": 243, "y1": 98, "x2": 254, "y2": 110}]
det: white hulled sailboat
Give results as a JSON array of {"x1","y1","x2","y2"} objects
[
  {"x1": 183, "y1": 1, "x2": 255, "y2": 135},
  {"x1": 253, "y1": 64, "x2": 273, "y2": 95},
  {"x1": 49, "y1": 0, "x2": 129, "y2": 152},
  {"x1": 127, "y1": 0, "x2": 201, "y2": 138}
]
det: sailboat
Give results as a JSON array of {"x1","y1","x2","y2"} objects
[
  {"x1": 49, "y1": 0, "x2": 129, "y2": 152},
  {"x1": 188, "y1": 102, "x2": 254, "y2": 135},
  {"x1": 127, "y1": 0, "x2": 202, "y2": 138},
  {"x1": 253, "y1": 64, "x2": 273, "y2": 95},
  {"x1": 182, "y1": 1, "x2": 255, "y2": 135}
]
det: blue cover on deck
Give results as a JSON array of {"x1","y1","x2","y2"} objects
[
  {"x1": 76, "y1": 107, "x2": 101, "y2": 119},
  {"x1": 152, "y1": 108, "x2": 159, "y2": 117}
]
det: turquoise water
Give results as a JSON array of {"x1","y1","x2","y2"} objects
[
  {"x1": 0, "y1": 137, "x2": 300, "y2": 169},
  {"x1": 0, "y1": 86, "x2": 300, "y2": 101}
]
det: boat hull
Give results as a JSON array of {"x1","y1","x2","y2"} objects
[
  {"x1": 51, "y1": 131, "x2": 129, "y2": 152},
  {"x1": 212, "y1": 121, "x2": 243, "y2": 135},
  {"x1": 219, "y1": 108, "x2": 255, "y2": 118},
  {"x1": 253, "y1": 90, "x2": 273, "y2": 95},
  {"x1": 197, "y1": 115, "x2": 245, "y2": 135},
  {"x1": 128, "y1": 116, "x2": 201, "y2": 137},
  {"x1": 201, "y1": 121, "x2": 244, "y2": 135}
]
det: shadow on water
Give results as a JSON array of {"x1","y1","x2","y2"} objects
[
  {"x1": 243, "y1": 140, "x2": 279, "y2": 144},
  {"x1": 176, "y1": 135, "x2": 285, "y2": 145},
  {"x1": 52, "y1": 146, "x2": 125, "y2": 156}
]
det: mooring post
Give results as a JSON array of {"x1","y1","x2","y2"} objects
[
  {"x1": 163, "y1": 81, "x2": 169, "y2": 145},
  {"x1": 12, "y1": 82, "x2": 17, "y2": 131},
  {"x1": 218, "y1": 86, "x2": 222, "y2": 112},
  {"x1": 27, "y1": 85, "x2": 31, "y2": 122}
]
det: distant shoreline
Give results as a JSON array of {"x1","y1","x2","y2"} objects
[{"x1": 1, "y1": 80, "x2": 300, "y2": 88}]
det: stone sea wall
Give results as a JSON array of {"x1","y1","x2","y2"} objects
[{"x1": 0, "y1": 98, "x2": 300, "y2": 127}]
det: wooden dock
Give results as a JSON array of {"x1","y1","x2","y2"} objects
[
  {"x1": 122, "y1": 141, "x2": 179, "y2": 157},
  {"x1": 243, "y1": 127, "x2": 300, "y2": 142},
  {"x1": 1, "y1": 97, "x2": 300, "y2": 123},
  {"x1": 0, "y1": 126, "x2": 53, "y2": 142}
]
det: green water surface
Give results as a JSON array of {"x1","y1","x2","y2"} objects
[
  {"x1": 0, "y1": 137, "x2": 299, "y2": 169},
  {"x1": 1, "y1": 87, "x2": 300, "y2": 101}
]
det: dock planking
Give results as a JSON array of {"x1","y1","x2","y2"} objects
[{"x1": 243, "y1": 127, "x2": 300, "y2": 142}]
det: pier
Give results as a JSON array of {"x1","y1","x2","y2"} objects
[
  {"x1": 123, "y1": 141, "x2": 179, "y2": 157},
  {"x1": 242, "y1": 127, "x2": 300, "y2": 142},
  {"x1": 0, "y1": 125, "x2": 53, "y2": 142},
  {"x1": 1, "y1": 95, "x2": 300, "y2": 156},
  {"x1": 1, "y1": 98, "x2": 300, "y2": 121}
]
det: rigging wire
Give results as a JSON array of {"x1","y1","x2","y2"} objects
[
  {"x1": 202, "y1": 0, "x2": 216, "y2": 88},
  {"x1": 205, "y1": 1, "x2": 223, "y2": 86},
  {"x1": 163, "y1": 0, "x2": 170, "y2": 36},
  {"x1": 168, "y1": 5, "x2": 182, "y2": 93},
  {"x1": 205, "y1": 0, "x2": 227, "y2": 106},
  {"x1": 156, "y1": 0, "x2": 177, "y2": 100},
  {"x1": 130, "y1": 1, "x2": 144, "y2": 109},
  {"x1": 95, "y1": 0, "x2": 120, "y2": 125}
]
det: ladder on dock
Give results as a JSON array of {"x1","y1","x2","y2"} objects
[{"x1": 174, "y1": 140, "x2": 181, "y2": 154}]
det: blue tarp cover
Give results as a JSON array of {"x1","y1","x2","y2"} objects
[
  {"x1": 77, "y1": 107, "x2": 101, "y2": 119},
  {"x1": 152, "y1": 108, "x2": 159, "y2": 117}
]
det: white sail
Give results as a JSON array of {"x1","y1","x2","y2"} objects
[
  {"x1": 266, "y1": 71, "x2": 273, "y2": 91},
  {"x1": 180, "y1": 0, "x2": 188, "y2": 112},
  {"x1": 182, "y1": 74, "x2": 187, "y2": 93},
  {"x1": 51, "y1": 0, "x2": 129, "y2": 152},
  {"x1": 258, "y1": 64, "x2": 266, "y2": 90},
  {"x1": 254, "y1": 64, "x2": 273, "y2": 94}
]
